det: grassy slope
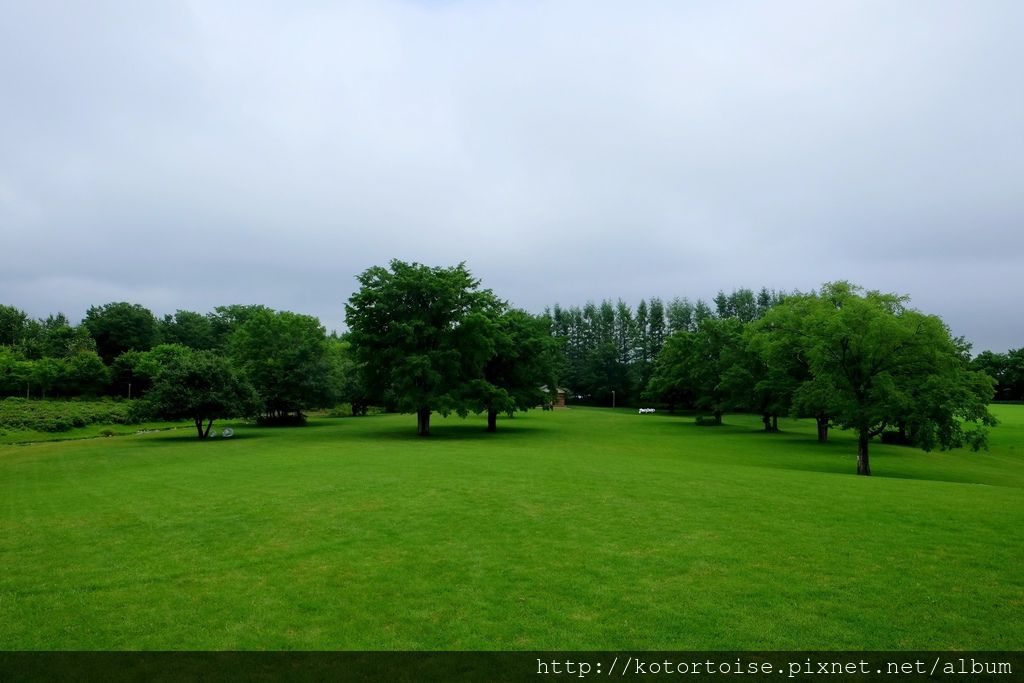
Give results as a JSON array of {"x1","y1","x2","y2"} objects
[
  {"x1": 0, "y1": 406, "x2": 1021, "y2": 650},
  {"x1": 0, "y1": 420, "x2": 192, "y2": 445}
]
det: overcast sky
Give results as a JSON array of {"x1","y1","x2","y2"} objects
[{"x1": 2, "y1": 1, "x2": 1022, "y2": 351}]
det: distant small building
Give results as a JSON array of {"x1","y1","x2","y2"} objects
[
  {"x1": 540, "y1": 386, "x2": 568, "y2": 408},
  {"x1": 553, "y1": 388, "x2": 566, "y2": 408}
]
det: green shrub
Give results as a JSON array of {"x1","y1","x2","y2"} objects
[
  {"x1": 325, "y1": 403, "x2": 353, "y2": 418},
  {"x1": 0, "y1": 398, "x2": 140, "y2": 433}
]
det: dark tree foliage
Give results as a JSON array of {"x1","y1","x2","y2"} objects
[
  {"x1": 0, "y1": 305, "x2": 29, "y2": 346},
  {"x1": 30, "y1": 357, "x2": 63, "y2": 399},
  {"x1": 719, "y1": 327, "x2": 787, "y2": 432},
  {"x1": 672, "y1": 318, "x2": 744, "y2": 423},
  {"x1": 83, "y1": 302, "x2": 160, "y2": 363},
  {"x1": 665, "y1": 297, "x2": 695, "y2": 335},
  {"x1": 0, "y1": 347, "x2": 29, "y2": 396},
  {"x1": 324, "y1": 335, "x2": 371, "y2": 416},
  {"x1": 714, "y1": 287, "x2": 786, "y2": 323},
  {"x1": 470, "y1": 309, "x2": 558, "y2": 432},
  {"x1": 109, "y1": 344, "x2": 191, "y2": 399},
  {"x1": 754, "y1": 282, "x2": 995, "y2": 475},
  {"x1": 645, "y1": 331, "x2": 695, "y2": 412},
  {"x1": 36, "y1": 314, "x2": 96, "y2": 359},
  {"x1": 345, "y1": 260, "x2": 499, "y2": 436},
  {"x1": 714, "y1": 288, "x2": 757, "y2": 322},
  {"x1": 550, "y1": 298, "x2": 665, "y2": 406},
  {"x1": 971, "y1": 349, "x2": 1024, "y2": 401},
  {"x1": 61, "y1": 351, "x2": 109, "y2": 396},
  {"x1": 159, "y1": 310, "x2": 216, "y2": 350},
  {"x1": 144, "y1": 349, "x2": 258, "y2": 438},
  {"x1": 208, "y1": 304, "x2": 270, "y2": 351},
  {"x1": 647, "y1": 297, "x2": 666, "y2": 359},
  {"x1": 747, "y1": 296, "x2": 835, "y2": 441},
  {"x1": 548, "y1": 288, "x2": 785, "y2": 408},
  {"x1": 230, "y1": 309, "x2": 331, "y2": 424}
]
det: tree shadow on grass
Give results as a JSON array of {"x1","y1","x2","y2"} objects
[
  {"x1": 141, "y1": 418, "x2": 343, "y2": 443},
  {"x1": 726, "y1": 429, "x2": 995, "y2": 485},
  {"x1": 368, "y1": 421, "x2": 550, "y2": 442},
  {"x1": 133, "y1": 430, "x2": 271, "y2": 446}
]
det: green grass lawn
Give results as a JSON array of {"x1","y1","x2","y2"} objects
[{"x1": 1, "y1": 406, "x2": 1022, "y2": 650}]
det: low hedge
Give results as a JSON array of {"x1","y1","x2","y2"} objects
[{"x1": 0, "y1": 397, "x2": 141, "y2": 433}]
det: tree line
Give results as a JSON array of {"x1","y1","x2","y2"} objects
[
  {"x1": 0, "y1": 265, "x2": 1015, "y2": 473},
  {"x1": 0, "y1": 302, "x2": 354, "y2": 437},
  {"x1": 547, "y1": 287, "x2": 787, "y2": 406},
  {"x1": 0, "y1": 261, "x2": 561, "y2": 439},
  {"x1": 344, "y1": 260, "x2": 557, "y2": 436}
]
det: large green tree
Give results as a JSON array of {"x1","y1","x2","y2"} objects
[
  {"x1": 0, "y1": 305, "x2": 28, "y2": 346},
  {"x1": 110, "y1": 344, "x2": 191, "y2": 398},
  {"x1": 719, "y1": 328, "x2": 788, "y2": 432},
  {"x1": 644, "y1": 331, "x2": 695, "y2": 411},
  {"x1": 144, "y1": 349, "x2": 258, "y2": 438},
  {"x1": 159, "y1": 310, "x2": 216, "y2": 350},
  {"x1": 230, "y1": 309, "x2": 330, "y2": 424},
  {"x1": 645, "y1": 318, "x2": 744, "y2": 419},
  {"x1": 747, "y1": 295, "x2": 834, "y2": 441},
  {"x1": 472, "y1": 309, "x2": 557, "y2": 432},
  {"x1": 30, "y1": 357, "x2": 64, "y2": 399},
  {"x1": 0, "y1": 347, "x2": 30, "y2": 396},
  {"x1": 757, "y1": 282, "x2": 995, "y2": 475},
  {"x1": 971, "y1": 348, "x2": 1024, "y2": 401},
  {"x1": 61, "y1": 351, "x2": 109, "y2": 396},
  {"x1": 208, "y1": 305, "x2": 270, "y2": 351},
  {"x1": 36, "y1": 314, "x2": 96, "y2": 359},
  {"x1": 83, "y1": 302, "x2": 160, "y2": 363},
  {"x1": 345, "y1": 260, "x2": 499, "y2": 436},
  {"x1": 324, "y1": 335, "x2": 371, "y2": 416}
]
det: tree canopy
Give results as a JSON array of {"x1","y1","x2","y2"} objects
[
  {"x1": 471, "y1": 308, "x2": 558, "y2": 432},
  {"x1": 753, "y1": 282, "x2": 995, "y2": 475},
  {"x1": 144, "y1": 349, "x2": 257, "y2": 438},
  {"x1": 229, "y1": 309, "x2": 331, "y2": 424},
  {"x1": 971, "y1": 348, "x2": 1024, "y2": 401},
  {"x1": 83, "y1": 302, "x2": 160, "y2": 363},
  {"x1": 345, "y1": 260, "x2": 502, "y2": 436}
]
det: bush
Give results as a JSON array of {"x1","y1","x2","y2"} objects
[
  {"x1": 256, "y1": 413, "x2": 307, "y2": 427},
  {"x1": 325, "y1": 403, "x2": 353, "y2": 418},
  {"x1": 324, "y1": 403, "x2": 384, "y2": 418},
  {"x1": 0, "y1": 397, "x2": 139, "y2": 433}
]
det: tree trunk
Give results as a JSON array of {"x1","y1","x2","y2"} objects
[
  {"x1": 487, "y1": 408, "x2": 497, "y2": 433},
  {"x1": 195, "y1": 418, "x2": 206, "y2": 439},
  {"x1": 816, "y1": 415, "x2": 829, "y2": 442},
  {"x1": 203, "y1": 419, "x2": 214, "y2": 438},
  {"x1": 857, "y1": 429, "x2": 871, "y2": 476},
  {"x1": 416, "y1": 408, "x2": 431, "y2": 437},
  {"x1": 771, "y1": 415, "x2": 778, "y2": 432},
  {"x1": 762, "y1": 414, "x2": 772, "y2": 431},
  {"x1": 713, "y1": 410, "x2": 722, "y2": 425}
]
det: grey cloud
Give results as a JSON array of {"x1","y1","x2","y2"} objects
[{"x1": 1, "y1": 0, "x2": 1022, "y2": 351}]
